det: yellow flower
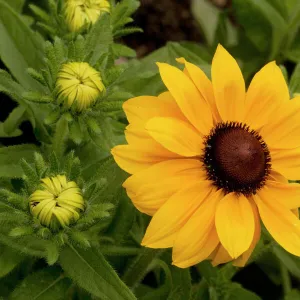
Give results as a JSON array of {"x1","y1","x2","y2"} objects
[
  {"x1": 56, "y1": 62, "x2": 105, "y2": 112},
  {"x1": 65, "y1": 0, "x2": 110, "y2": 32},
  {"x1": 29, "y1": 175, "x2": 85, "y2": 229},
  {"x1": 112, "y1": 45, "x2": 300, "y2": 268}
]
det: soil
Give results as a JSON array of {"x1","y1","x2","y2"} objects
[
  {"x1": 123, "y1": 0, "x2": 203, "y2": 57},
  {"x1": 123, "y1": 0, "x2": 234, "y2": 58}
]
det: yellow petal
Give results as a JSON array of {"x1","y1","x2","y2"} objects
[
  {"x1": 293, "y1": 209, "x2": 299, "y2": 219},
  {"x1": 51, "y1": 177, "x2": 62, "y2": 195},
  {"x1": 265, "y1": 180, "x2": 300, "y2": 209},
  {"x1": 130, "y1": 177, "x2": 200, "y2": 216},
  {"x1": 271, "y1": 148, "x2": 300, "y2": 180},
  {"x1": 123, "y1": 93, "x2": 185, "y2": 126},
  {"x1": 255, "y1": 191, "x2": 300, "y2": 256},
  {"x1": 268, "y1": 170, "x2": 288, "y2": 183},
  {"x1": 146, "y1": 117, "x2": 203, "y2": 157},
  {"x1": 233, "y1": 199, "x2": 261, "y2": 267},
  {"x1": 215, "y1": 193, "x2": 255, "y2": 258},
  {"x1": 111, "y1": 145, "x2": 165, "y2": 174},
  {"x1": 157, "y1": 63, "x2": 213, "y2": 135},
  {"x1": 172, "y1": 189, "x2": 222, "y2": 268},
  {"x1": 123, "y1": 158, "x2": 205, "y2": 191},
  {"x1": 174, "y1": 228, "x2": 219, "y2": 268},
  {"x1": 41, "y1": 177, "x2": 56, "y2": 195},
  {"x1": 29, "y1": 190, "x2": 53, "y2": 201},
  {"x1": 124, "y1": 159, "x2": 205, "y2": 215},
  {"x1": 260, "y1": 97, "x2": 300, "y2": 149},
  {"x1": 125, "y1": 124, "x2": 180, "y2": 158},
  {"x1": 176, "y1": 57, "x2": 220, "y2": 123},
  {"x1": 141, "y1": 181, "x2": 213, "y2": 248},
  {"x1": 211, "y1": 44, "x2": 246, "y2": 122},
  {"x1": 57, "y1": 175, "x2": 68, "y2": 188},
  {"x1": 211, "y1": 244, "x2": 232, "y2": 267},
  {"x1": 244, "y1": 62, "x2": 289, "y2": 131}
]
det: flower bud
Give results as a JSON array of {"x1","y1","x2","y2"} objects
[
  {"x1": 56, "y1": 62, "x2": 105, "y2": 112},
  {"x1": 29, "y1": 175, "x2": 85, "y2": 229},
  {"x1": 65, "y1": 0, "x2": 110, "y2": 32}
]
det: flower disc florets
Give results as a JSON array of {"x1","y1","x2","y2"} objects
[
  {"x1": 29, "y1": 175, "x2": 85, "y2": 230},
  {"x1": 203, "y1": 122, "x2": 271, "y2": 196},
  {"x1": 56, "y1": 62, "x2": 105, "y2": 112},
  {"x1": 65, "y1": 0, "x2": 110, "y2": 32}
]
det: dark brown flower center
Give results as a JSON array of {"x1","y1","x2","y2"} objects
[{"x1": 203, "y1": 122, "x2": 271, "y2": 195}]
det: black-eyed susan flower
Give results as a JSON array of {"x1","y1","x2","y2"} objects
[
  {"x1": 56, "y1": 62, "x2": 105, "y2": 112},
  {"x1": 29, "y1": 175, "x2": 85, "y2": 229},
  {"x1": 112, "y1": 45, "x2": 300, "y2": 268},
  {"x1": 65, "y1": 0, "x2": 110, "y2": 32}
]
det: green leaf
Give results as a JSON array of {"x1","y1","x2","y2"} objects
[
  {"x1": 265, "y1": 0, "x2": 288, "y2": 18},
  {"x1": 250, "y1": 0, "x2": 287, "y2": 59},
  {"x1": 167, "y1": 267, "x2": 191, "y2": 300},
  {"x1": 111, "y1": 0, "x2": 140, "y2": 31},
  {"x1": 191, "y1": 0, "x2": 221, "y2": 46},
  {"x1": 273, "y1": 245, "x2": 300, "y2": 279},
  {"x1": 52, "y1": 116, "x2": 69, "y2": 160},
  {"x1": 232, "y1": 0, "x2": 287, "y2": 60},
  {"x1": 69, "y1": 121, "x2": 84, "y2": 145},
  {"x1": 0, "y1": 69, "x2": 26, "y2": 104},
  {"x1": 10, "y1": 267, "x2": 71, "y2": 300},
  {"x1": 214, "y1": 11, "x2": 238, "y2": 47},
  {"x1": 3, "y1": 106, "x2": 26, "y2": 135},
  {"x1": 45, "y1": 242, "x2": 59, "y2": 266},
  {"x1": 285, "y1": 289, "x2": 300, "y2": 300},
  {"x1": 285, "y1": 43, "x2": 300, "y2": 63},
  {"x1": 107, "y1": 190, "x2": 135, "y2": 243},
  {"x1": 114, "y1": 27, "x2": 143, "y2": 39},
  {"x1": 27, "y1": 68, "x2": 47, "y2": 86},
  {"x1": 197, "y1": 261, "x2": 218, "y2": 285},
  {"x1": 85, "y1": 14, "x2": 113, "y2": 65},
  {"x1": 0, "y1": 123, "x2": 22, "y2": 138},
  {"x1": 0, "y1": 1, "x2": 44, "y2": 89},
  {"x1": 289, "y1": 63, "x2": 300, "y2": 95},
  {"x1": 59, "y1": 244, "x2": 137, "y2": 300},
  {"x1": 0, "y1": 234, "x2": 47, "y2": 257},
  {"x1": 140, "y1": 259, "x2": 172, "y2": 300},
  {"x1": 112, "y1": 43, "x2": 136, "y2": 58},
  {"x1": 0, "y1": 246, "x2": 25, "y2": 278},
  {"x1": 122, "y1": 248, "x2": 164, "y2": 290},
  {"x1": 117, "y1": 42, "x2": 210, "y2": 96},
  {"x1": 191, "y1": 280, "x2": 210, "y2": 300},
  {"x1": 86, "y1": 117, "x2": 102, "y2": 135},
  {"x1": 101, "y1": 246, "x2": 141, "y2": 256},
  {"x1": 69, "y1": 231, "x2": 91, "y2": 248},
  {"x1": 29, "y1": 4, "x2": 50, "y2": 22},
  {"x1": 225, "y1": 283, "x2": 261, "y2": 300},
  {"x1": 286, "y1": 7, "x2": 300, "y2": 56},
  {"x1": 34, "y1": 152, "x2": 47, "y2": 178},
  {"x1": 9, "y1": 226, "x2": 34, "y2": 237},
  {"x1": 0, "y1": 144, "x2": 38, "y2": 178},
  {"x1": 0, "y1": 70, "x2": 50, "y2": 142},
  {"x1": 44, "y1": 109, "x2": 60, "y2": 125},
  {"x1": 7, "y1": 0, "x2": 25, "y2": 12}
]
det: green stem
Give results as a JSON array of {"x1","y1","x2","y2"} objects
[
  {"x1": 122, "y1": 248, "x2": 165, "y2": 290},
  {"x1": 52, "y1": 115, "x2": 69, "y2": 160},
  {"x1": 280, "y1": 261, "x2": 292, "y2": 296},
  {"x1": 191, "y1": 279, "x2": 209, "y2": 300},
  {"x1": 196, "y1": 261, "x2": 218, "y2": 285}
]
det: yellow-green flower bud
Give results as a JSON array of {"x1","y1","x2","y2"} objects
[
  {"x1": 29, "y1": 175, "x2": 85, "y2": 229},
  {"x1": 65, "y1": 0, "x2": 110, "y2": 32},
  {"x1": 56, "y1": 62, "x2": 105, "y2": 112}
]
